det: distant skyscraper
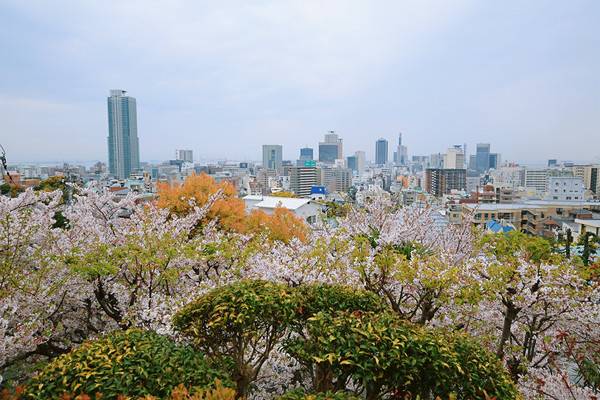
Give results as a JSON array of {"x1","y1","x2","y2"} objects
[
  {"x1": 394, "y1": 133, "x2": 408, "y2": 165},
  {"x1": 175, "y1": 149, "x2": 193, "y2": 163},
  {"x1": 346, "y1": 155, "x2": 357, "y2": 172},
  {"x1": 299, "y1": 147, "x2": 314, "y2": 161},
  {"x1": 475, "y1": 143, "x2": 491, "y2": 173},
  {"x1": 319, "y1": 132, "x2": 343, "y2": 163},
  {"x1": 443, "y1": 146, "x2": 465, "y2": 169},
  {"x1": 107, "y1": 89, "x2": 140, "y2": 179},
  {"x1": 355, "y1": 151, "x2": 366, "y2": 174},
  {"x1": 489, "y1": 153, "x2": 500, "y2": 170},
  {"x1": 375, "y1": 138, "x2": 388, "y2": 166},
  {"x1": 262, "y1": 145, "x2": 283, "y2": 172}
]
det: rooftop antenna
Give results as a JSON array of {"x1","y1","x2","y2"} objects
[{"x1": 0, "y1": 144, "x2": 15, "y2": 185}]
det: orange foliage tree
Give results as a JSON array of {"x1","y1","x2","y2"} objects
[
  {"x1": 157, "y1": 174, "x2": 308, "y2": 242},
  {"x1": 157, "y1": 173, "x2": 246, "y2": 232},
  {"x1": 245, "y1": 207, "x2": 308, "y2": 243}
]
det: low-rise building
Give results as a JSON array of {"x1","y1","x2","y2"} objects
[
  {"x1": 462, "y1": 200, "x2": 600, "y2": 237},
  {"x1": 242, "y1": 195, "x2": 321, "y2": 224}
]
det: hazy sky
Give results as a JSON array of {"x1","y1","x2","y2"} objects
[{"x1": 1, "y1": 1, "x2": 599, "y2": 164}]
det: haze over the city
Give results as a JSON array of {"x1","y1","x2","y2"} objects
[{"x1": 1, "y1": 0, "x2": 599, "y2": 164}]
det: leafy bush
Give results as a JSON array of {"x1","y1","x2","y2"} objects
[
  {"x1": 173, "y1": 280, "x2": 299, "y2": 398},
  {"x1": 294, "y1": 284, "x2": 386, "y2": 322},
  {"x1": 24, "y1": 329, "x2": 229, "y2": 399},
  {"x1": 285, "y1": 311, "x2": 518, "y2": 400},
  {"x1": 451, "y1": 334, "x2": 519, "y2": 399},
  {"x1": 278, "y1": 389, "x2": 359, "y2": 400}
]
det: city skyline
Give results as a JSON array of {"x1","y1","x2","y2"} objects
[{"x1": 1, "y1": 1, "x2": 600, "y2": 164}]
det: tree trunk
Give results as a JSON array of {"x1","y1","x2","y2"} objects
[
  {"x1": 496, "y1": 303, "x2": 519, "y2": 359},
  {"x1": 314, "y1": 363, "x2": 334, "y2": 392}
]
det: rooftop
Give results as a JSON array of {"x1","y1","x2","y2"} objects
[
  {"x1": 575, "y1": 219, "x2": 600, "y2": 228},
  {"x1": 243, "y1": 195, "x2": 312, "y2": 210},
  {"x1": 463, "y1": 199, "x2": 600, "y2": 212}
]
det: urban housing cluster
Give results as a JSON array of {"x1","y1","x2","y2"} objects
[{"x1": 2, "y1": 89, "x2": 599, "y2": 247}]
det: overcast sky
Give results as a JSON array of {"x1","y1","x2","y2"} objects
[{"x1": 1, "y1": 1, "x2": 599, "y2": 165}]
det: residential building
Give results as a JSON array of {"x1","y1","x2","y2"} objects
[
  {"x1": 107, "y1": 89, "x2": 140, "y2": 179},
  {"x1": 462, "y1": 200, "x2": 600, "y2": 237},
  {"x1": 289, "y1": 165, "x2": 317, "y2": 197},
  {"x1": 525, "y1": 168, "x2": 549, "y2": 193},
  {"x1": 424, "y1": 168, "x2": 466, "y2": 197},
  {"x1": 375, "y1": 138, "x2": 388, "y2": 166},
  {"x1": 546, "y1": 176, "x2": 584, "y2": 201},
  {"x1": 175, "y1": 149, "x2": 193, "y2": 163}
]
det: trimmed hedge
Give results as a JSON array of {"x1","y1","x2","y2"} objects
[{"x1": 24, "y1": 329, "x2": 230, "y2": 399}]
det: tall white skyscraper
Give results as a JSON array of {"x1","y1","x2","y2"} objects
[{"x1": 107, "y1": 90, "x2": 140, "y2": 179}]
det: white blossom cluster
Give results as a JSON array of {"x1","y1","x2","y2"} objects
[{"x1": 1, "y1": 187, "x2": 598, "y2": 399}]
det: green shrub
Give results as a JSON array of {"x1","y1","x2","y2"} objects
[
  {"x1": 294, "y1": 283, "x2": 386, "y2": 322},
  {"x1": 173, "y1": 280, "x2": 299, "y2": 398},
  {"x1": 24, "y1": 329, "x2": 230, "y2": 399},
  {"x1": 450, "y1": 334, "x2": 519, "y2": 400},
  {"x1": 285, "y1": 311, "x2": 518, "y2": 400},
  {"x1": 278, "y1": 389, "x2": 359, "y2": 400}
]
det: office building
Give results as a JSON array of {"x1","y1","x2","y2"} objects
[
  {"x1": 299, "y1": 147, "x2": 314, "y2": 161},
  {"x1": 290, "y1": 165, "x2": 317, "y2": 197},
  {"x1": 317, "y1": 166, "x2": 352, "y2": 194},
  {"x1": 475, "y1": 143, "x2": 491, "y2": 173},
  {"x1": 430, "y1": 153, "x2": 444, "y2": 169},
  {"x1": 355, "y1": 151, "x2": 366, "y2": 174},
  {"x1": 375, "y1": 138, "x2": 388, "y2": 166},
  {"x1": 318, "y1": 132, "x2": 343, "y2": 163},
  {"x1": 262, "y1": 145, "x2": 283, "y2": 172},
  {"x1": 443, "y1": 146, "x2": 465, "y2": 169},
  {"x1": 107, "y1": 89, "x2": 140, "y2": 179},
  {"x1": 175, "y1": 149, "x2": 193, "y2": 163},
  {"x1": 424, "y1": 168, "x2": 467, "y2": 197},
  {"x1": 489, "y1": 153, "x2": 500, "y2": 170},
  {"x1": 394, "y1": 133, "x2": 408, "y2": 166},
  {"x1": 347, "y1": 155, "x2": 357, "y2": 172},
  {"x1": 525, "y1": 168, "x2": 549, "y2": 193}
]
